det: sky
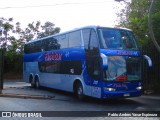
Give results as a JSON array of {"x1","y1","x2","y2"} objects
[{"x1": 0, "y1": 0, "x2": 125, "y2": 32}]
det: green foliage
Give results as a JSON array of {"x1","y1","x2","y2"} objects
[
  {"x1": 23, "y1": 21, "x2": 41, "y2": 42},
  {"x1": 0, "y1": 17, "x2": 14, "y2": 49},
  {"x1": 38, "y1": 21, "x2": 60, "y2": 38},
  {"x1": 0, "y1": 17, "x2": 61, "y2": 76},
  {"x1": 0, "y1": 18, "x2": 61, "y2": 52}
]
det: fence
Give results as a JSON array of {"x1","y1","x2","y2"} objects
[{"x1": 142, "y1": 45, "x2": 160, "y2": 94}]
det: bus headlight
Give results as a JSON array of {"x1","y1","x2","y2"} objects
[
  {"x1": 104, "y1": 87, "x2": 116, "y2": 91},
  {"x1": 136, "y1": 86, "x2": 142, "y2": 90}
]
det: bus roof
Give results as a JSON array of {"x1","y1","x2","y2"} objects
[
  {"x1": 58, "y1": 25, "x2": 132, "y2": 35},
  {"x1": 25, "y1": 25, "x2": 132, "y2": 44}
]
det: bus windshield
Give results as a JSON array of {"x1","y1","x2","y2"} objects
[{"x1": 98, "y1": 28, "x2": 137, "y2": 49}]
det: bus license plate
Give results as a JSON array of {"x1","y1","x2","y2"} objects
[{"x1": 124, "y1": 93, "x2": 130, "y2": 97}]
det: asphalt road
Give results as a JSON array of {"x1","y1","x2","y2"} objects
[{"x1": 0, "y1": 80, "x2": 159, "y2": 120}]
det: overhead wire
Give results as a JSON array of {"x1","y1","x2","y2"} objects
[{"x1": 0, "y1": 1, "x2": 114, "y2": 9}]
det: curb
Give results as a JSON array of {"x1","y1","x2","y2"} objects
[{"x1": 0, "y1": 93, "x2": 55, "y2": 100}]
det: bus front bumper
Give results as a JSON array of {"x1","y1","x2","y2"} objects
[{"x1": 102, "y1": 90, "x2": 143, "y2": 99}]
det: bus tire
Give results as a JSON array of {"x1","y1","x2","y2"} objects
[
  {"x1": 76, "y1": 82, "x2": 84, "y2": 100},
  {"x1": 35, "y1": 76, "x2": 40, "y2": 89},
  {"x1": 30, "y1": 75, "x2": 35, "y2": 88}
]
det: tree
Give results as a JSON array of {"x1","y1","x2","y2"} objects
[
  {"x1": 14, "y1": 22, "x2": 26, "y2": 52},
  {"x1": 0, "y1": 17, "x2": 14, "y2": 49},
  {"x1": 21, "y1": 21, "x2": 60, "y2": 42},
  {"x1": 21, "y1": 21, "x2": 41, "y2": 42},
  {"x1": 0, "y1": 18, "x2": 61, "y2": 48},
  {"x1": 38, "y1": 21, "x2": 60, "y2": 38},
  {"x1": 0, "y1": 17, "x2": 61, "y2": 78},
  {"x1": 116, "y1": 0, "x2": 160, "y2": 47}
]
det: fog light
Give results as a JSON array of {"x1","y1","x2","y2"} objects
[
  {"x1": 136, "y1": 86, "x2": 142, "y2": 90},
  {"x1": 104, "y1": 87, "x2": 116, "y2": 91}
]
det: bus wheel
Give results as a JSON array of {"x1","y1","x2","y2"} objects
[
  {"x1": 35, "y1": 77, "x2": 40, "y2": 89},
  {"x1": 30, "y1": 76, "x2": 35, "y2": 88},
  {"x1": 76, "y1": 82, "x2": 84, "y2": 100}
]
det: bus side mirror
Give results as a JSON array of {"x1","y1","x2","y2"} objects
[
  {"x1": 143, "y1": 55, "x2": 152, "y2": 69},
  {"x1": 101, "y1": 53, "x2": 108, "y2": 70}
]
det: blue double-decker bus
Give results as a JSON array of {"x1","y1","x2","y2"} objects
[{"x1": 23, "y1": 26, "x2": 152, "y2": 100}]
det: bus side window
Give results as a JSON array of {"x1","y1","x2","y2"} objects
[
  {"x1": 83, "y1": 28, "x2": 101, "y2": 80},
  {"x1": 41, "y1": 39, "x2": 50, "y2": 51},
  {"x1": 90, "y1": 29, "x2": 101, "y2": 79},
  {"x1": 58, "y1": 34, "x2": 68, "y2": 49},
  {"x1": 82, "y1": 29, "x2": 90, "y2": 50},
  {"x1": 90, "y1": 30, "x2": 99, "y2": 50},
  {"x1": 52, "y1": 37, "x2": 60, "y2": 50},
  {"x1": 30, "y1": 43, "x2": 35, "y2": 53},
  {"x1": 47, "y1": 38, "x2": 60, "y2": 50},
  {"x1": 69, "y1": 31, "x2": 81, "y2": 48},
  {"x1": 24, "y1": 44, "x2": 29, "y2": 54},
  {"x1": 34, "y1": 41, "x2": 42, "y2": 52}
]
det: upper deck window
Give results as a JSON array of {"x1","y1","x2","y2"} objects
[{"x1": 69, "y1": 30, "x2": 81, "y2": 48}]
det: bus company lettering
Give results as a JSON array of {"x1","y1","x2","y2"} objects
[
  {"x1": 117, "y1": 51, "x2": 135, "y2": 56},
  {"x1": 44, "y1": 52, "x2": 62, "y2": 61},
  {"x1": 113, "y1": 83, "x2": 127, "y2": 88},
  {"x1": 117, "y1": 50, "x2": 139, "y2": 56}
]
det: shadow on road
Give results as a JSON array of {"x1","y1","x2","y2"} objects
[{"x1": 39, "y1": 86, "x2": 146, "y2": 110}]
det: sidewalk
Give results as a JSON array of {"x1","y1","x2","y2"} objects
[{"x1": 0, "y1": 80, "x2": 55, "y2": 99}]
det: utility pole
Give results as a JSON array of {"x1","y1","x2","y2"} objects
[
  {"x1": 0, "y1": 27, "x2": 4, "y2": 94},
  {"x1": 0, "y1": 49, "x2": 4, "y2": 93},
  {"x1": 148, "y1": 0, "x2": 160, "y2": 53}
]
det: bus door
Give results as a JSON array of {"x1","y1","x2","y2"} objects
[{"x1": 83, "y1": 29, "x2": 102, "y2": 98}]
